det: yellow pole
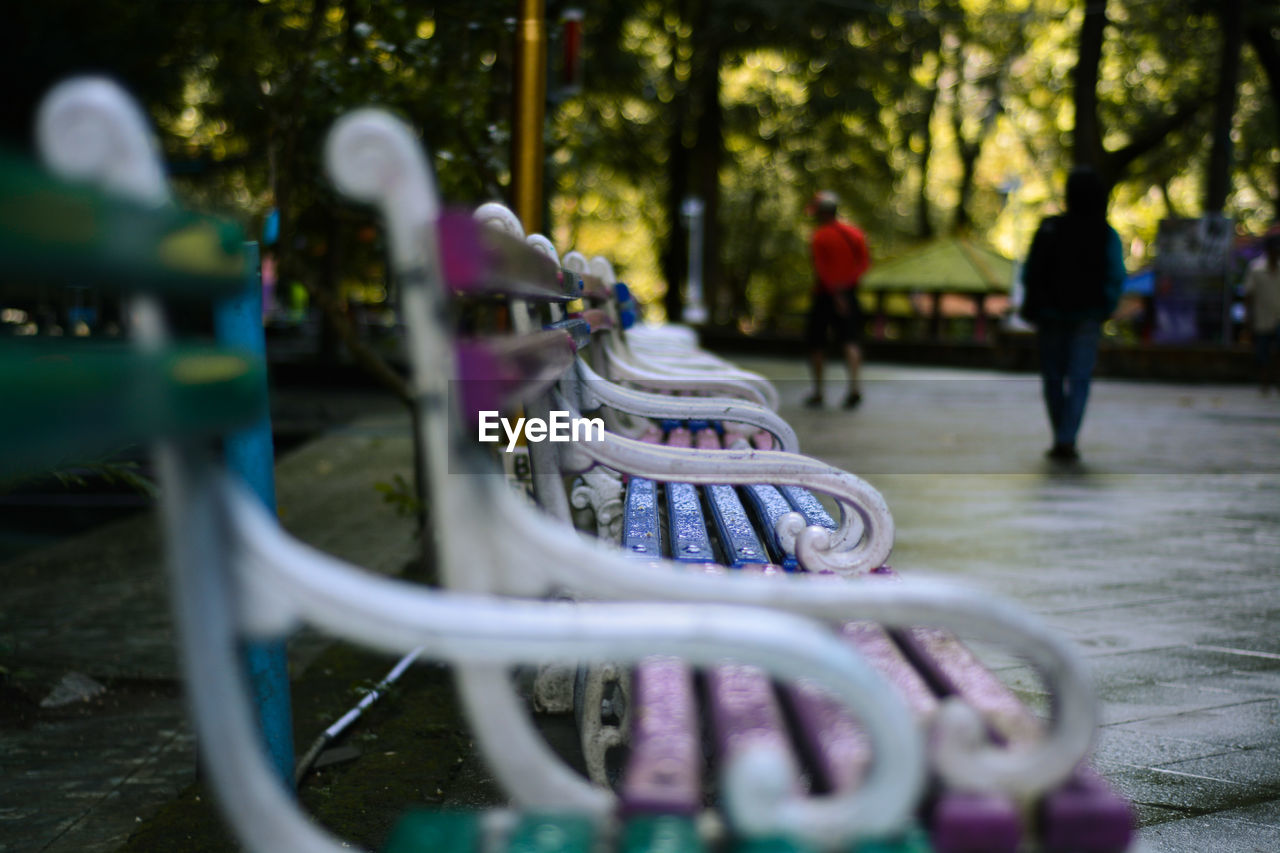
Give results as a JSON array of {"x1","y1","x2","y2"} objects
[{"x1": 512, "y1": 0, "x2": 547, "y2": 234}]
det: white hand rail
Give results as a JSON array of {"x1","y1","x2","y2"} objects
[
  {"x1": 221, "y1": 475, "x2": 926, "y2": 848},
  {"x1": 569, "y1": 359, "x2": 801, "y2": 453},
  {"x1": 555, "y1": 394, "x2": 886, "y2": 575},
  {"x1": 464, "y1": 470, "x2": 1098, "y2": 801}
]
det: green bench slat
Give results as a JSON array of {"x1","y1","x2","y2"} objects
[
  {"x1": 507, "y1": 814, "x2": 596, "y2": 853},
  {"x1": 0, "y1": 152, "x2": 246, "y2": 299},
  {"x1": 622, "y1": 816, "x2": 704, "y2": 853},
  {"x1": 0, "y1": 341, "x2": 267, "y2": 480},
  {"x1": 380, "y1": 810, "x2": 928, "y2": 853},
  {"x1": 383, "y1": 810, "x2": 482, "y2": 853},
  {"x1": 734, "y1": 826, "x2": 931, "y2": 853}
]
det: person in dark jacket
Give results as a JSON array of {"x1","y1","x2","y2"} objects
[{"x1": 1020, "y1": 167, "x2": 1125, "y2": 462}]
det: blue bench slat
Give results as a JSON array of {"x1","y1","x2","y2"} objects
[
  {"x1": 623, "y1": 477, "x2": 662, "y2": 559},
  {"x1": 666, "y1": 482, "x2": 716, "y2": 563},
  {"x1": 705, "y1": 485, "x2": 770, "y2": 568},
  {"x1": 739, "y1": 484, "x2": 797, "y2": 570},
  {"x1": 779, "y1": 486, "x2": 837, "y2": 531},
  {"x1": 620, "y1": 477, "x2": 704, "y2": 816},
  {"x1": 543, "y1": 317, "x2": 592, "y2": 351}
]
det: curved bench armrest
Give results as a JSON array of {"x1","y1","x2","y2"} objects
[
  {"x1": 570, "y1": 360, "x2": 800, "y2": 453},
  {"x1": 556, "y1": 394, "x2": 889, "y2": 576},
  {"x1": 463, "y1": 473, "x2": 1098, "y2": 802},
  {"x1": 602, "y1": 343, "x2": 775, "y2": 407},
  {"x1": 205, "y1": 475, "x2": 925, "y2": 850}
]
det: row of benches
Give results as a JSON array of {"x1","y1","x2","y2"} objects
[{"x1": 3, "y1": 79, "x2": 1134, "y2": 853}]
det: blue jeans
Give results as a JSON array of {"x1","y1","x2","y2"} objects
[{"x1": 1037, "y1": 320, "x2": 1102, "y2": 447}]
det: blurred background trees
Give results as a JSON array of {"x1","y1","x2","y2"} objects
[{"x1": 4, "y1": 0, "x2": 1278, "y2": 334}]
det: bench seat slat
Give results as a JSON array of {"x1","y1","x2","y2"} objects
[
  {"x1": 622, "y1": 477, "x2": 662, "y2": 559},
  {"x1": 779, "y1": 486, "x2": 837, "y2": 531},
  {"x1": 0, "y1": 341, "x2": 266, "y2": 480},
  {"x1": 667, "y1": 482, "x2": 716, "y2": 564},
  {"x1": 704, "y1": 485, "x2": 771, "y2": 568},
  {"x1": 438, "y1": 211, "x2": 575, "y2": 301},
  {"x1": 455, "y1": 332, "x2": 577, "y2": 424},
  {"x1": 892, "y1": 627, "x2": 1043, "y2": 748},
  {"x1": 739, "y1": 484, "x2": 796, "y2": 569},
  {"x1": 0, "y1": 154, "x2": 246, "y2": 299},
  {"x1": 621, "y1": 657, "x2": 703, "y2": 816},
  {"x1": 621, "y1": 477, "x2": 704, "y2": 816},
  {"x1": 705, "y1": 661, "x2": 805, "y2": 795}
]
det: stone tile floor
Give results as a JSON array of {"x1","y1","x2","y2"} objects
[{"x1": 749, "y1": 356, "x2": 1280, "y2": 852}]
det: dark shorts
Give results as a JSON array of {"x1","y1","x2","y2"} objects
[{"x1": 805, "y1": 288, "x2": 864, "y2": 349}]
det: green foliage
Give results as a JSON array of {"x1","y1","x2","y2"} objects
[
  {"x1": 6, "y1": 0, "x2": 1277, "y2": 330},
  {"x1": 374, "y1": 473, "x2": 420, "y2": 520},
  {"x1": 1, "y1": 456, "x2": 157, "y2": 500}
]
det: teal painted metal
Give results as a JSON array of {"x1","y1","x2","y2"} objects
[
  {"x1": 214, "y1": 241, "x2": 295, "y2": 788},
  {"x1": 382, "y1": 810, "x2": 480, "y2": 853},
  {"x1": 507, "y1": 814, "x2": 595, "y2": 853},
  {"x1": 852, "y1": 826, "x2": 933, "y2": 853},
  {"x1": 621, "y1": 816, "x2": 704, "y2": 853}
]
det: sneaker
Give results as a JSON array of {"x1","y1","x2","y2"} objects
[
  {"x1": 843, "y1": 391, "x2": 863, "y2": 410},
  {"x1": 803, "y1": 392, "x2": 824, "y2": 409}
]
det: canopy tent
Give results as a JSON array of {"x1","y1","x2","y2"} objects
[
  {"x1": 861, "y1": 237, "x2": 1014, "y2": 294},
  {"x1": 856, "y1": 238, "x2": 1015, "y2": 340}
]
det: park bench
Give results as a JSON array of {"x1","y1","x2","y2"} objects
[
  {"x1": 474, "y1": 221, "x2": 1136, "y2": 853},
  {"x1": 7, "y1": 78, "x2": 949, "y2": 853},
  {"x1": 323, "y1": 111, "x2": 1132, "y2": 853}
]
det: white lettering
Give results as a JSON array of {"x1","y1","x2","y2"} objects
[
  {"x1": 479, "y1": 411, "x2": 606, "y2": 451},
  {"x1": 478, "y1": 411, "x2": 500, "y2": 442},
  {"x1": 549, "y1": 410, "x2": 568, "y2": 441},
  {"x1": 502, "y1": 416, "x2": 525, "y2": 453},
  {"x1": 574, "y1": 416, "x2": 604, "y2": 443}
]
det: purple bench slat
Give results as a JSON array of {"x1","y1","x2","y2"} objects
[
  {"x1": 454, "y1": 332, "x2": 578, "y2": 425},
  {"x1": 620, "y1": 656, "x2": 703, "y2": 816},
  {"x1": 705, "y1": 660, "x2": 805, "y2": 796},
  {"x1": 892, "y1": 626, "x2": 1043, "y2": 748},
  {"x1": 437, "y1": 210, "x2": 574, "y2": 300},
  {"x1": 786, "y1": 622, "x2": 936, "y2": 793},
  {"x1": 1039, "y1": 768, "x2": 1135, "y2": 853},
  {"x1": 892, "y1": 625, "x2": 1132, "y2": 850},
  {"x1": 930, "y1": 793, "x2": 1024, "y2": 853}
]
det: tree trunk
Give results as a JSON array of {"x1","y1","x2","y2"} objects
[
  {"x1": 954, "y1": 139, "x2": 978, "y2": 233},
  {"x1": 917, "y1": 79, "x2": 939, "y2": 239},
  {"x1": 1205, "y1": 0, "x2": 1244, "y2": 214},
  {"x1": 1072, "y1": 0, "x2": 1107, "y2": 172},
  {"x1": 689, "y1": 5, "x2": 724, "y2": 324},
  {"x1": 1246, "y1": 22, "x2": 1280, "y2": 220},
  {"x1": 661, "y1": 9, "x2": 689, "y2": 322}
]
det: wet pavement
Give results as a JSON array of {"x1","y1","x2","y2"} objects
[
  {"x1": 744, "y1": 356, "x2": 1280, "y2": 853},
  {"x1": 3, "y1": 357, "x2": 1279, "y2": 852}
]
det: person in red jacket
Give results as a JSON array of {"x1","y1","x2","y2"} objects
[{"x1": 805, "y1": 191, "x2": 871, "y2": 408}]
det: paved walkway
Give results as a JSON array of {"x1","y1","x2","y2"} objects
[
  {"x1": 1, "y1": 399, "x2": 417, "y2": 853},
  {"x1": 747, "y1": 357, "x2": 1280, "y2": 853},
  {"x1": 2, "y1": 359, "x2": 1278, "y2": 852}
]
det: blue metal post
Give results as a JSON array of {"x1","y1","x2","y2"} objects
[{"x1": 214, "y1": 241, "x2": 296, "y2": 788}]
